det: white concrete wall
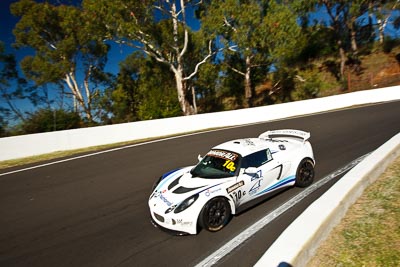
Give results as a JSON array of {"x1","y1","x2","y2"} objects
[
  {"x1": 1, "y1": 86, "x2": 400, "y2": 161},
  {"x1": 254, "y1": 132, "x2": 400, "y2": 267}
]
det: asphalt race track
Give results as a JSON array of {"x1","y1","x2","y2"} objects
[{"x1": 1, "y1": 101, "x2": 400, "y2": 267}]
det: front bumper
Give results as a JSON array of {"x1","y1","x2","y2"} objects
[
  {"x1": 149, "y1": 210, "x2": 198, "y2": 235},
  {"x1": 150, "y1": 216, "x2": 190, "y2": 236}
]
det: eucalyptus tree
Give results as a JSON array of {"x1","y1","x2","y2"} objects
[
  {"x1": 83, "y1": 0, "x2": 216, "y2": 115},
  {"x1": 199, "y1": 0, "x2": 304, "y2": 106},
  {"x1": 11, "y1": 0, "x2": 111, "y2": 122},
  {"x1": 369, "y1": 0, "x2": 400, "y2": 44},
  {"x1": 0, "y1": 41, "x2": 25, "y2": 124},
  {"x1": 295, "y1": 0, "x2": 378, "y2": 79},
  {"x1": 0, "y1": 41, "x2": 65, "y2": 135},
  {"x1": 309, "y1": 1, "x2": 352, "y2": 79},
  {"x1": 107, "y1": 52, "x2": 180, "y2": 122}
]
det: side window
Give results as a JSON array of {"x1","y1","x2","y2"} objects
[
  {"x1": 266, "y1": 148, "x2": 273, "y2": 162},
  {"x1": 242, "y1": 149, "x2": 273, "y2": 168}
]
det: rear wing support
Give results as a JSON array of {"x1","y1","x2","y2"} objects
[{"x1": 259, "y1": 129, "x2": 310, "y2": 143}]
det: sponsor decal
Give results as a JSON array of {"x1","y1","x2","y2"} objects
[
  {"x1": 156, "y1": 192, "x2": 173, "y2": 207},
  {"x1": 249, "y1": 179, "x2": 263, "y2": 196},
  {"x1": 176, "y1": 219, "x2": 193, "y2": 226},
  {"x1": 267, "y1": 139, "x2": 288, "y2": 143},
  {"x1": 226, "y1": 181, "x2": 245, "y2": 193},
  {"x1": 244, "y1": 139, "x2": 255, "y2": 146},
  {"x1": 207, "y1": 150, "x2": 238, "y2": 161},
  {"x1": 205, "y1": 188, "x2": 222, "y2": 197},
  {"x1": 251, "y1": 170, "x2": 263, "y2": 181}
]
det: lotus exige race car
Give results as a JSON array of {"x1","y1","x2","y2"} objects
[{"x1": 148, "y1": 129, "x2": 315, "y2": 235}]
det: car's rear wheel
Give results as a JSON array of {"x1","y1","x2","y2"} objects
[
  {"x1": 295, "y1": 158, "x2": 315, "y2": 188},
  {"x1": 199, "y1": 197, "x2": 231, "y2": 232}
]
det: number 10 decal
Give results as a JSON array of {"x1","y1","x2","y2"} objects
[
  {"x1": 223, "y1": 160, "x2": 236, "y2": 172},
  {"x1": 230, "y1": 190, "x2": 245, "y2": 201}
]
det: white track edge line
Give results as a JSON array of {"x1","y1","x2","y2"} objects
[{"x1": 0, "y1": 129, "x2": 230, "y2": 177}]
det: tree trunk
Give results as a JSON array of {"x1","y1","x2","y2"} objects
[
  {"x1": 378, "y1": 18, "x2": 385, "y2": 44},
  {"x1": 339, "y1": 41, "x2": 347, "y2": 90},
  {"x1": 244, "y1": 55, "x2": 252, "y2": 107},
  {"x1": 350, "y1": 29, "x2": 358, "y2": 53},
  {"x1": 174, "y1": 67, "x2": 195, "y2": 116},
  {"x1": 339, "y1": 46, "x2": 346, "y2": 76},
  {"x1": 64, "y1": 73, "x2": 93, "y2": 122},
  {"x1": 191, "y1": 85, "x2": 198, "y2": 114}
]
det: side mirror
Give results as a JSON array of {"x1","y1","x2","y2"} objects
[
  {"x1": 244, "y1": 167, "x2": 258, "y2": 174},
  {"x1": 197, "y1": 154, "x2": 203, "y2": 162}
]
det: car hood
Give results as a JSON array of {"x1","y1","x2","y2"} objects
[{"x1": 151, "y1": 166, "x2": 231, "y2": 207}]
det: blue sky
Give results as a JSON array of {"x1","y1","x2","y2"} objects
[
  {"x1": 1, "y1": 0, "x2": 23, "y2": 56},
  {"x1": 0, "y1": 0, "x2": 201, "y2": 74},
  {"x1": 0, "y1": 0, "x2": 201, "y2": 123},
  {"x1": 0, "y1": 0, "x2": 136, "y2": 75},
  {"x1": 2, "y1": 1, "x2": 399, "y2": 75},
  {"x1": 0, "y1": 0, "x2": 127, "y2": 121}
]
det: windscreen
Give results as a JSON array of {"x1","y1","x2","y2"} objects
[{"x1": 191, "y1": 150, "x2": 240, "y2": 178}]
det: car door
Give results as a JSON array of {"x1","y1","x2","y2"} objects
[{"x1": 238, "y1": 148, "x2": 283, "y2": 205}]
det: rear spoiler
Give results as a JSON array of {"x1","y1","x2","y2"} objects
[{"x1": 259, "y1": 129, "x2": 310, "y2": 142}]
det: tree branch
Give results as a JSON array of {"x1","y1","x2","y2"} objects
[
  {"x1": 179, "y1": 0, "x2": 189, "y2": 59},
  {"x1": 227, "y1": 65, "x2": 246, "y2": 76},
  {"x1": 183, "y1": 40, "x2": 216, "y2": 81},
  {"x1": 223, "y1": 16, "x2": 238, "y2": 33}
]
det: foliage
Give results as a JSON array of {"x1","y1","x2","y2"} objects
[
  {"x1": 191, "y1": 61, "x2": 223, "y2": 113},
  {"x1": 135, "y1": 57, "x2": 181, "y2": 120},
  {"x1": 0, "y1": 41, "x2": 26, "y2": 125},
  {"x1": 269, "y1": 67, "x2": 297, "y2": 103},
  {"x1": 20, "y1": 108, "x2": 82, "y2": 134},
  {"x1": 98, "y1": 52, "x2": 181, "y2": 123},
  {"x1": 293, "y1": 69, "x2": 322, "y2": 100},
  {"x1": 382, "y1": 36, "x2": 400, "y2": 53},
  {"x1": 0, "y1": 41, "x2": 65, "y2": 136},
  {"x1": 2, "y1": 0, "x2": 400, "y2": 135},
  {"x1": 11, "y1": 0, "x2": 111, "y2": 122},
  {"x1": 199, "y1": 0, "x2": 304, "y2": 106},
  {"x1": 83, "y1": 0, "x2": 215, "y2": 115}
]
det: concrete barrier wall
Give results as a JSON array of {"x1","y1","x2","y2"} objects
[
  {"x1": 1, "y1": 86, "x2": 400, "y2": 161},
  {"x1": 254, "y1": 132, "x2": 400, "y2": 267}
]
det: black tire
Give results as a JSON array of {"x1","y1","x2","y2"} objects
[
  {"x1": 295, "y1": 158, "x2": 315, "y2": 188},
  {"x1": 199, "y1": 197, "x2": 231, "y2": 232}
]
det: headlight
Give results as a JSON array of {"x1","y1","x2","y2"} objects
[
  {"x1": 174, "y1": 194, "x2": 199, "y2": 214},
  {"x1": 165, "y1": 205, "x2": 177, "y2": 214}
]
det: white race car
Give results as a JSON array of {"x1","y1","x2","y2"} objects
[{"x1": 148, "y1": 129, "x2": 315, "y2": 235}]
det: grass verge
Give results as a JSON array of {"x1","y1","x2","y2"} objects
[
  {"x1": 0, "y1": 142, "x2": 132, "y2": 169},
  {"x1": 308, "y1": 156, "x2": 400, "y2": 266}
]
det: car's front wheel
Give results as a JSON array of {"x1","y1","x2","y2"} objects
[
  {"x1": 295, "y1": 158, "x2": 315, "y2": 188},
  {"x1": 199, "y1": 197, "x2": 231, "y2": 232}
]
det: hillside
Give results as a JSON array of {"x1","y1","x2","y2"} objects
[
  {"x1": 248, "y1": 46, "x2": 400, "y2": 109},
  {"x1": 320, "y1": 46, "x2": 400, "y2": 95}
]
